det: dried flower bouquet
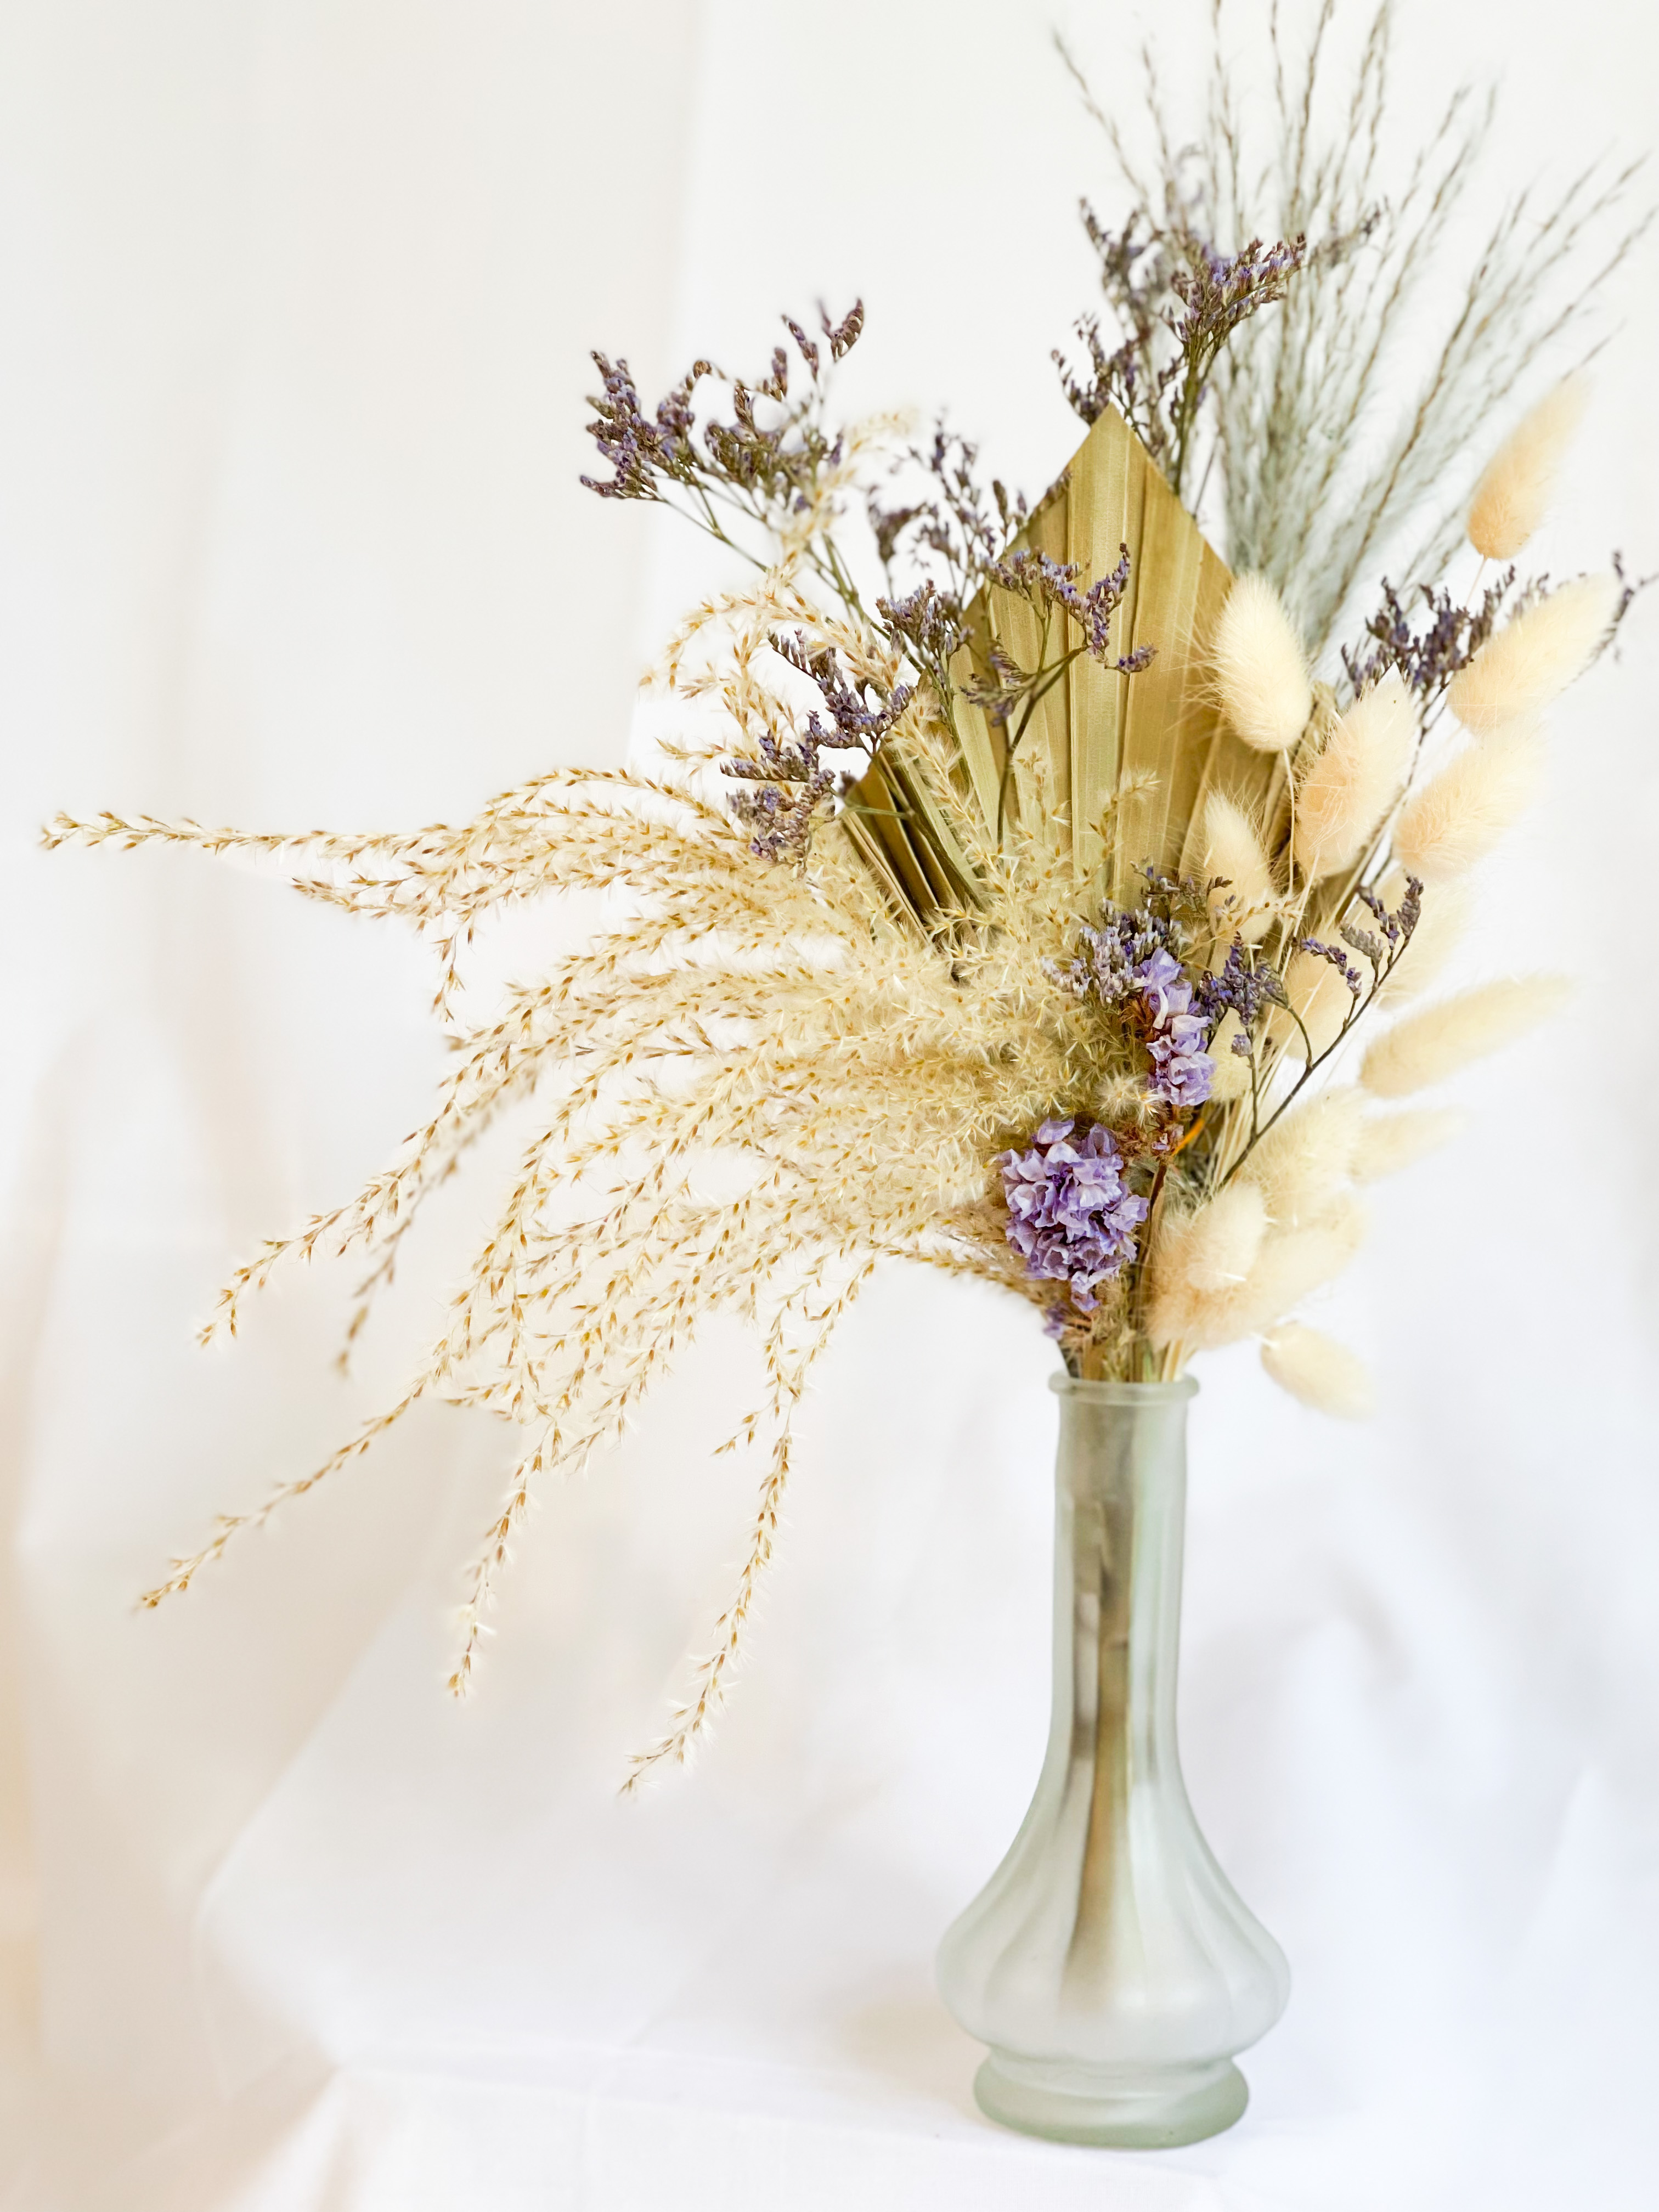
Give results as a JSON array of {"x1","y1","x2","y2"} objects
[{"x1": 47, "y1": 2, "x2": 1647, "y2": 1780}]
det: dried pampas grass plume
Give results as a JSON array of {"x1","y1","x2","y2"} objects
[
  {"x1": 1239, "y1": 1088, "x2": 1363, "y2": 1230},
  {"x1": 1213, "y1": 573, "x2": 1312, "y2": 752},
  {"x1": 1261, "y1": 1325, "x2": 1374, "y2": 1419},
  {"x1": 1372, "y1": 870, "x2": 1471, "y2": 1008},
  {"x1": 1203, "y1": 791, "x2": 1277, "y2": 941},
  {"x1": 1352, "y1": 1108, "x2": 1468, "y2": 1183},
  {"x1": 1467, "y1": 376, "x2": 1588, "y2": 560},
  {"x1": 1392, "y1": 727, "x2": 1544, "y2": 883},
  {"x1": 1446, "y1": 575, "x2": 1618, "y2": 733},
  {"x1": 1360, "y1": 978, "x2": 1571, "y2": 1098},
  {"x1": 1293, "y1": 674, "x2": 1415, "y2": 878}
]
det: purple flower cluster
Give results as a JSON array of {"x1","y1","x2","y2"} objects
[
  {"x1": 1342, "y1": 572, "x2": 1518, "y2": 701},
  {"x1": 1055, "y1": 195, "x2": 1321, "y2": 501},
  {"x1": 1048, "y1": 901, "x2": 1174, "y2": 1008},
  {"x1": 997, "y1": 1118, "x2": 1149, "y2": 1314},
  {"x1": 1194, "y1": 938, "x2": 1287, "y2": 1044},
  {"x1": 722, "y1": 633, "x2": 912, "y2": 861},
  {"x1": 984, "y1": 543, "x2": 1154, "y2": 672},
  {"x1": 1135, "y1": 949, "x2": 1215, "y2": 1108}
]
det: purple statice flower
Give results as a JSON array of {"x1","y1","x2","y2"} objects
[
  {"x1": 1047, "y1": 887, "x2": 1184, "y2": 1008},
  {"x1": 1135, "y1": 949, "x2": 1215, "y2": 1109},
  {"x1": 721, "y1": 631, "x2": 912, "y2": 861},
  {"x1": 996, "y1": 1118, "x2": 1149, "y2": 1313},
  {"x1": 983, "y1": 543, "x2": 1155, "y2": 674},
  {"x1": 1194, "y1": 937, "x2": 1288, "y2": 1042}
]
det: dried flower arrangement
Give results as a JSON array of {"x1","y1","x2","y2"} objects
[{"x1": 46, "y1": 1, "x2": 1649, "y2": 1781}]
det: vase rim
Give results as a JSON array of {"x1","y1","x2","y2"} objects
[{"x1": 1048, "y1": 1373, "x2": 1199, "y2": 1403}]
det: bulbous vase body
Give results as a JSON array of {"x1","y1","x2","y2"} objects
[{"x1": 936, "y1": 1376, "x2": 1289, "y2": 2148}]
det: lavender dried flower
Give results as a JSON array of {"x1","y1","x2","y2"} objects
[
  {"x1": 1194, "y1": 938, "x2": 1289, "y2": 1043},
  {"x1": 580, "y1": 303, "x2": 866, "y2": 558},
  {"x1": 580, "y1": 353, "x2": 710, "y2": 502},
  {"x1": 721, "y1": 633, "x2": 912, "y2": 861},
  {"x1": 1136, "y1": 950, "x2": 1216, "y2": 1109},
  {"x1": 1341, "y1": 570, "x2": 1521, "y2": 702},
  {"x1": 867, "y1": 421, "x2": 1030, "y2": 630},
  {"x1": 1055, "y1": 192, "x2": 1310, "y2": 500},
  {"x1": 1300, "y1": 936, "x2": 1366, "y2": 1000},
  {"x1": 1047, "y1": 869, "x2": 1209, "y2": 1009},
  {"x1": 997, "y1": 1118, "x2": 1150, "y2": 1313}
]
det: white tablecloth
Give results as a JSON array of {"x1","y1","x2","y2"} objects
[{"x1": 3, "y1": 2, "x2": 1657, "y2": 2205}]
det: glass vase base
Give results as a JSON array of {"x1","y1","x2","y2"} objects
[{"x1": 972, "y1": 2050, "x2": 1249, "y2": 2149}]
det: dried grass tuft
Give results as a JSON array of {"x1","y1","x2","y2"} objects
[
  {"x1": 1203, "y1": 791, "x2": 1279, "y2": 942},
  {"x1": 1175, "y1": 1182, "x2": 1270, "y2": 1294},
  {"x1": 1446, "y1": 576, "x2": 1618, "y2": 733},
  {"x1": 1212, "y1": 574, "x2": 1312, "y2": 752},
  {"x1": 1392, "y1": 727, "x2": 1544, "y2": 882},
  {"x1": 1239, "y1": 1087, "x2": 1363, "y2": 1230},
  {"x1": 1352, "y1": 1107, "x2": 1467, "y2": 1182},
  {"x1": 1261, "y1": 1324, "x2": 1374, "y2": 1418},
  {"x1": 1294, "y1": 673, "x2": 1415, "y2": 878},
  {"x1": 1149, "y1": 1195, "x2": 1367, "y2": 1351},
  {"x1": 1361, "y1": 977, "x2": 1570, "y2": 1097},
  {"x1": 1468, "y1": 376, "x2": 1588, "y2": 560}
]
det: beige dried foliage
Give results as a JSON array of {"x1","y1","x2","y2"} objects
[
  {"x1": 1148, "y1": 1195, "x2": 1367, "y2": 1352},
  {"x1": 1205, "y1": 1012, "x2": 1252, "y2": 1103},
  {"x1": 1202, "y1": 791, "x2": 1278, "y2": 941},
  {"x1": 1176, "y1": 1183, "x2": 1269, "y2": 1294},
  {"x1": 1446, "y1": 575, "x2": 1618, "y2": 733},
  {"x1": 52, "y1": 580, "x2": 1269, "y2": 1773},
  {"x1": 1277, "y1": 947, "x2": 1353, "y2": 1063},
  {"x1": 1372, "y1": 868, "x2": 1471, "y2": 1008},
  {"x1": 1293, "y1": 674, "x2": 1415, "y2": 878},
  {"x1": 1361, "y1": 977, "x2": 1570, "y2": 1098},
  {"x1": 1391, "y1": 727, "x2": 1544, "y2": 883},
  {"x1": 1212, "y1": 573, "x2": 1312, "y2": 752},
  {"x1": 1239, "y1": 1088, "x2": 1363, "y2": 1231},
  {"x1": 1261, "y1": 1325, "x2": 1374, "y2": 1419},
  {"x1": 1467, "y1": 376, "x2": 1588, "y2": 560},
  {"x1": 1352, "y1": 1107, "x2": 1467, "y2": 1183}
]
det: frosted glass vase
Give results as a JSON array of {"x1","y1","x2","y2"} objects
[{"x1": 936, "y1": 1375, "x2": 1289, "y2": 2148}]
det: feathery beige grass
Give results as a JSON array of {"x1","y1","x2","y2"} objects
[
  {"x1": 1148, "y1": 1195, "x2": 1367, "y2": 1352},
  {"x1": 1212, "y1": 574, "x2": 1312, "y2": 752},
  {"x1": 1203, "y1": 791, "x2": 1278, "y2": 941},
  {"x1": 1238, "y1": 1088, "x2": 1362, "y2": 1231},
  {"x1": 1293, "y1": 673, "x2": 1415, "y2": 878},
  {"x1": 1468, "y1": 377, "x2": 1587, "y2": 560},
  {"x1": 1352, "y1": 1107, "x2": 1467, "y2": 1182},
  {"x1": 1261, "y1": 1325, "x2": 1374, "y2": 1418},
  {"x1": 1176, "y1": 1183, "x2": 1269, "y2": 1294},
  {"x1": 51, "y1": 577, "x2": 1279, "y2": 1766},
  {"x1": 1360, "y1": 978, "x2": 1570, "y2": 1098},
  {"x1": 1446, "y1": 576, "x2": 1618, "y2": 733},
  {"x1": 1392, "y1": 728, "x2": 1544, "y2": 883}
]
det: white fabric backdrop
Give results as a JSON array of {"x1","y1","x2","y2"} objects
[{"x1": 3, "y1": 2, "x2": 1658, "y2": 2205}]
